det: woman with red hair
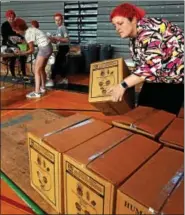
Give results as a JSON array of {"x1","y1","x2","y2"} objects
[
  {"x1": 108, "y1": 3, "x2": 184, "y2": 114},
  {"x1": 12, "y1": 17, "x2": 53, "y2": 98},
  {"x1": 46, "y1": 12, "x2": 69, "y2": 87},
  {"x1": 1, "y1": 10, "x2": 27, "y2": 81},
  {"x1": 31, "y1": 20, "x2": 39, "y2": 29}
]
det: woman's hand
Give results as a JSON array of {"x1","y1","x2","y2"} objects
[{"x1": 107, "y1": 84, "x2": 126, "y2": 102}]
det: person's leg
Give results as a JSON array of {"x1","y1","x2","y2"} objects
[
  {"x1": 59, "y1": 45, "x2": 70, "y2": 79},
  {"x1": 138, "y1": 82, "x2": 184, "y2": 114},
  {"x1": 9, "y1": 57, "x2": 16, "y2": 77},
  {"x1": 19, "y1": 56, "x2": 27, "y2": 77},
  {"x1": 34, "y1": 56, "x2": 47, "y2": 93},
  {"x1": 40, "y1": 58, "x2": 49, "y2": 89}
]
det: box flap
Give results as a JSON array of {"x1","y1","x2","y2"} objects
[
  {"x1": 112, "y1": 106, "x2": 155, "y2": 125},
  {"x1": 44, "y1": 119, "x2": 111, "y2": 153},
  {"x1": 159, "y1": 118, "x2": 184, "y2": 149},
  {"x1": 66, "y1": 127, "x2": 132, "y2": 165},
  {"x1": 29, "y1": 113, "x2": 91, "y2": 140},
  {"x1": 161, "y1": 178, "x2": 184, "y2": 214},
  {"x1": 119, "y1": 147, "x2": 184, "y2": 213},
  {"x1": 87, "y1": 134, "x2": 160, "y2": 186},
  {"x1": 136, "y1": 110, "x2": 175, "y2": 138},
  {"x1": 112, "y1": 107, "x2": 175, "y2": 138}
]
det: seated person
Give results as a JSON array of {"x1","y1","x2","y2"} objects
[{"x1": 1, "y1": 10, "x2": 27, "y2": 81}]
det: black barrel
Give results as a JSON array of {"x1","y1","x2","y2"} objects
[
  {"x1": 99, "y1": 44, "x2": 113, "y2": 61},
  {"x1": 81, "y1": 43, "x2": 100, "y2": 73}
]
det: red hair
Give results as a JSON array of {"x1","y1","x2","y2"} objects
[
  {"x1": 11, "y1": 18, "x2": 28, "y2": 31},
  {"x1": 5, "y1": 10, "x2": 16, "y2": 18},
  {"x1": 110, "y1": 3, "x2": 146, "y2": 21},
  {"x1": 54, "y1": 13, "x2": 63, "y2": 20},
  {"x1": 31, "y1": 20, "x2": 39, "y2": 28}
]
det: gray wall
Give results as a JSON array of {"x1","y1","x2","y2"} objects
[
  {"x1": 1, "y1": 1, "x2": 65, "y2": 34},
  {"x1": 97, "y1": 1, "x2": 184, "y2": 58},
  {"x1": 1, "y1": 1, "x2": 184, "y2": 58}
]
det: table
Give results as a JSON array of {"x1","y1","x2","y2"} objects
[{"x1": 0, "y1": 52, "x2": 34, "y2": 88}]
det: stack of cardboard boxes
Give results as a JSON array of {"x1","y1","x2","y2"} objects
[{"x1": 26, "y1": 107, "x2": 183, "y2": 214}]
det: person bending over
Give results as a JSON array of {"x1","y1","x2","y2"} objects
[
  {"x1": 108, "y1": 3, "x2": 184, "y2": 114},
  {"x1": 12, "y1": 18, "x2": 53, "y2": 99}
]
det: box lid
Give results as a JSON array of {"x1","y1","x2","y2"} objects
[
  {"x1": 112, "y1": 106, "x2": 175, "y2": 138},
  {"x1": 29, "y1": 113, "x2": 91, "y2": 140},
  {"x1": 118, "y1": 147, "x2": 184, "y2": 213},
  {"x1": 87, "y1": 134, "x2": 160, "y2": 186},
  {"x1": 66, "y1": 127, "x2": 132, "y2": 164},
  {"x1": 43, "y1": 118, "x2": 111, "y2": 153},
  {"x1": 160, "y1": 118, "x2": 184, "y2": 149},
  {"x1": 161, "y1": 178, "x2": 184, "y2": 214}
]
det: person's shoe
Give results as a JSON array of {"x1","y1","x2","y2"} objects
[
  {"x1": 12, "y1": 77, "x2": 18, "y2": 82},
  {"x1": 45, "y1": 79, "x2": 54, "y2": 87},
  {"x1": 40, "y1": 87, "x2": 46, "y2": 94},
  {"x1": 57, "y1": 78, "x2": 68, "y2": 85},
  {"x1": 26, "y1": 91, "x2": 41, "y2": 98}
]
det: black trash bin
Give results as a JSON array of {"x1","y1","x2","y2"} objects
[
  {"x1": 81, "y1": 43, "x2": 100, "y2": 73},
  {"x1": 99, "y1": 44, "x2": 113, "y2": 61}
]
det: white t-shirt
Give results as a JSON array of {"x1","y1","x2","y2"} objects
[{"x1": 25, "y1": 27, "x2": 50, "y2": 47}]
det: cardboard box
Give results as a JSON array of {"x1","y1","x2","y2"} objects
[
  {"x1": 116, "y1": 147, "x2": 184, "y2": 214},
  {"x1": 159, "y1": 118, "x2": 184, "y2": 151},
  {"x1": 63, "y1": 134, "x2": 160, "y2": 214},
  {"x1": 28, "y1": 113, "x2": 111, "y2": 213},
  {"x1": 88, "y1": 58, "x2": 135, "y2": 115},
  {"x1": 112, "y1": 106, "x2": 176, "y2": 139},
  {"x1": 160, "y1": 178, "x2": 184, "y2": 214}
]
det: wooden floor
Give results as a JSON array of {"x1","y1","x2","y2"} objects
[{"x1": 0, "y1": 75, "x2": 126, "y2": 214}]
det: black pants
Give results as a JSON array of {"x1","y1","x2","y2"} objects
[
  {"x1": 9, "y1": 56, "x2": 27, "y2": 77},
  {"x1": 51, "y1": 45, "x2": 69, "y2": 80},
  {"x1": 138, "y1": 82, "x2": 184, "y2": 115}
]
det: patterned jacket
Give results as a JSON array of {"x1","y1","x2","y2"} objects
[{"x1": 129, "y1": 17, "x2": 184, "y2": 83}]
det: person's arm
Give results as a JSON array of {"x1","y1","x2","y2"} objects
[
  {"x1": 15, "y1": 42, "x2": 34, "y2": 56},
  {"x1": 54, "y1": 26, "x2": 69, "y2": 43},
  {"x1": 108, "y1": 29, "x2": 163, "y2": 102}
]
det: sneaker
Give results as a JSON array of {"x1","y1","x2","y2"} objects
[
  {"x1": 26, "y1": 91, "x2": 41, "y2": 98},
  {"x1": 12, "y1": 77, "x2": 18, "y2": 82},
  {"x1": 57, "y1": 78, "x2": 68, "y2": 85},
  {"x1": 45, "y1": 79, "x2": 54, "y2": 87},
  {"x1": 40, "y1": 87, "x2": 46, "y2": 94}
]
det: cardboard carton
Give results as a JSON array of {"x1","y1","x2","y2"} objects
[
  {"x1": 112, "y1": 106, "x2": 176, "y2": 139},
  {"x1": 159, "y1": 118, "x2": 184, "y2": 151},
  {"x1": 63, "y1": 134, "x2": 160, "y2": 214},
  {"x1": 28, "y1": 113, "x2": 111, "y2": 213},
  {"x1": 160, "y1": 178, "x2": 184, "y2": 214},
  {"x1": 88, "y1": 58, "x2": 135, "y2": 115},
  {"x1": 116, "y1": 147, "x2": 184, "y2": 214}
]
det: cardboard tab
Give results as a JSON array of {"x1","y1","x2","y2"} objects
[
  {"x1": 112, "y1": 106, "x2": 176, "y2": 139},
  {"x1": 159, "y1": 118, "x2": 184, "y2": 151}
]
